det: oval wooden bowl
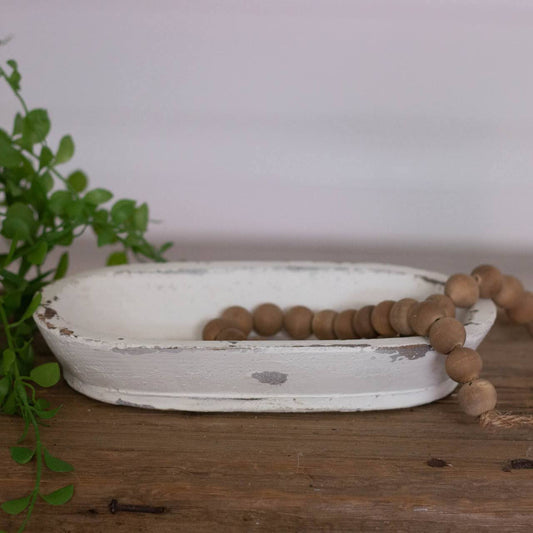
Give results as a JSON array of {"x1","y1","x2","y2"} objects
[{"x1": 34, "y1": 262, "x2": 496, "y2": 412}]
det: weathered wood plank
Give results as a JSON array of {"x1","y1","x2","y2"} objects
[{"x1": 0, "y1": 319, "x2": 531, "y2": 532}]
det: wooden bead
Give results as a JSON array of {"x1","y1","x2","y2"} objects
[
  {"x1": 353, "y1": 305, "x2": 377, "y2": 339},
  {"x1": 527, "y1": 322, "x2": 533, "y2": 338},
  {"x1": 221, "y1": 306, "x2": 253, "y2": 336},
  {"x1": 253, "y1": 303, "x2": 283, "y2": 337},
  {"x1": 202, "y1": 318, "x2": 237, "y2": 340},
  {"x1": 370, "y1": 300, "x2": 397, "y2": 337},
  {"x1": 471, "y1": 264, "x2": 503, "y2": 299},
  {"x1": 408, "y1": 301, "x2": 445, "y2": 336},
  {"x1": 333, "y1": 309, "x2": 358, "y2": 339},
  {"x1": 492, "y1": 275, "x2": 525, "y2": 309},
  {"x1": 457, "y1": 379, "x2": 497, "y2": 417},
  {"x1": 426, "y1": 294, "x2": 455, "y2": 318},
  {"x1": 389, "y1": 298, "x2": 417, "y2": 336},
  {"x1": 283, "y1": 305, "x2": 313, "y2": 340},
  {"x1": 428, "y1": 317, "x2": 466, "y2": 354},
  {"x1": 444, "y1": 274, "x2": 480, "y2": 308},
  {"x1": 507, "y1": 291, "x2": 533, "y2": 324},
  {"x1": 215, "y1": 327, "x2": 247, "y2": 341},
  {"x1": 312, "y1": 310, "x2": 338, "y2": 340},
  {"x1": 445, "y1": 347, "x2": 482, "y2": 383}
]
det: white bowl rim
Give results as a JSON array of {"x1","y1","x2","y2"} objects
[{"x1": 34, "y1": 261, "x2": 496, "y2": 353}]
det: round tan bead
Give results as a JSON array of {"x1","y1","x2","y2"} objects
[
  {"x1": 408, "y1": 301, "x2": 445, "y2": 337},
  {"x1": 428, "y1": 317, "x2": 466, "y2": 354},
  {"x1": 333, "y1": 309, "x2": 358, "y2": 339},
  {"x1": 445, "y1": 274, "x2": 480, "y2": 308},
  {"x1": 253, "y1": 303, "x2": 283, "y2": 337},
  {"x1": 312, "y1": 310, "x2": 338, "y2": 340},
  {"x1": 283, "y1": 305, "x2": 313, "y2": 340},
  {"x1": 471, "y1": 264, "x2": 504, "y2": 299},
  {"x1": 221, "y1": 306, "x2": 253, "y2": 336},
  {"x1": 353, "y1": 305, "x2": 377, "y2": 339},
  {"x1": 507, "y1": 291, "x2": 533, "y2": 324},
  {"x1": 215, "y1": 327, "x2": 247, "y2": 341},
  {"x1": 426, "y1": 294, "x2": 455, "y2": 318},
  {"x1": 445, "y1": 347, "x2": 482, "y2": 383},
  {"x1": 492, "y1": 275, "x2": 525, "y2": 309},
  {"x1": 389, "y1": 298, "x2": 417, "y2": 336},
  {"x1": 370, "y1": 300, "x2": 397, "y2": 337},
  {"x1": 202, "y1": 318, "x2": 237, "y2": 340},
  {"x1": 457, "y1": 379, "x2": 497, "y2": 417}
]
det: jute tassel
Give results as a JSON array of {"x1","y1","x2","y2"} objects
[{"x1": 479, "y1": 410, "x2": 533, "y2": 430}]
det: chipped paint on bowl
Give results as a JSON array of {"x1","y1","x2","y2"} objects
[{"x1": 34, "y1": 262, "x2": 497, "y2": 412}]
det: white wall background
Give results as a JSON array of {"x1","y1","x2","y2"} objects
[{"x1": 2, "y1": 0, "x2": 533, "y2": 251}]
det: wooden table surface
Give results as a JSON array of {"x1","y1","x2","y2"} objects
[{"x1": 1, "y1": 245, "x2": 532, "y2": 532}]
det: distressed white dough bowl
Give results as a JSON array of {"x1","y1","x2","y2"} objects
[{"x1": 35, "y1": 262, "x2": 496, "y2": 412}]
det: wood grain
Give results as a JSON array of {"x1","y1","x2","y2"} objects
[{"x1": 1, "y1": 318, "x2": 532, "y2": 532}]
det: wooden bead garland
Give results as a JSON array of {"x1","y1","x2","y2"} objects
[
  {"x1": 283, "y1": 305, "x2": 313, "y2": 340},
  {"x1": 389, "y1": 298, "x2": 417, "y2": 336},
  {"x1": 253, "y1": 303, "x2": 283, "y2": 337},
  {"x1": 312, "y1": 310, "x2": 338, "y2": 340},
  {"x1": 445, "y1": 274, "x2": 479, "y2": 308},
  {"x1": 221, "y1": 306, "x2": 253, "y2": 336},
  {"x1": 201, "y1": 264, "x2": 533, "y2": 430},
  {"x1": 370, "y1": 300, "x2": 396, "y2": 337},
  {"x1": 333, "y1": 309, "x2": 358, "y2": 339},
  {"x1": 353, "y1": 305, "x2": 377, "y2": 339}
]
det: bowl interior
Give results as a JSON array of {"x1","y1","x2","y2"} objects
[{"x1": 41, "y1": 262, "x2": 448, "y2": 343}]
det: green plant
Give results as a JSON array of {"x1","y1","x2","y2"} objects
[{"x1": 0, "y1": 59, "x2": 172, "y2": 532}]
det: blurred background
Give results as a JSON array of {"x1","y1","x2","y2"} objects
[{"x1": 2, "y1": 0, "x2": 533, "y2": 276}]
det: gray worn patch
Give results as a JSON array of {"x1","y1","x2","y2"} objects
[
  {"x1": 376, "y1": 344, "x2": 431, "y2": 362},
  {"x1": 252, "y1": 371, "x2": 288, "y2": 385},
  {"x1": 116, "y1": 398, "x2": 156, "y2": 410}
]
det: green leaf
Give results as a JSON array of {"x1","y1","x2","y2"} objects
[
  {"x1": 12, "y1": 112, "x2": 23, "y2": 135},
  {"x1": 0, "y1": 376, "x2": 10, "y2": 401},
  {"x1": 84, "y1": 188, "x2": 113, "y2": 206},
  {"x1": 65, "y1": 200, "x2": 85, "y2": 220},
  {"x1": 27, "y1": 241, "x2": 48, "y2": 266},
  {"x1": 3, "y1": 391, "x2": 17, "y2": 414},
  {"x1": 40, "y1": 484, "x2": 74, "y2": 505},
  {"x1": 10, "y1": 447, "x2": 35, "y2": 465},
  {"x1": 8, "y1": 70, "x2": 21, "y2": 92},
  {"x1": 43, "y1": 449, "x2": 74, "y2": 473},
  {"x1": 96, "y1": 227, "x2": 117, "y2": 247},
  {"x1": 106, "y1": 251, "x2": 128, "y2": 266},
  {"x1": 49, "y1": 190, "x2": 72, "y2": 216},
  {"x1": 40, "y1": 172, "x2": 54, "y2": 193},
  {"x1": 35, "y1": 404, "x2": 62, "y2": 419},
  {"x1": 20, "y1": 292, "x2": 42, "y2": 321},
  {"x1": 39, "y1": 145, "x2": 54, "y2": 169},
  {"x1": 110, "y1": 199, "x2": 136, "y2": 224},
  {"x1": 159, "y1": 241, "x2": 173, "y2": 254},
  {"x1": 133, "y1": 203, "x2": 149, "y2": 232},
  {"x1": 93, "y1": 209, "x2": 108, "y2": 226},
  {"x1": 0, "y1": 131, "x2": 23, "y2": 168},
  {"x1": 3, "y1": 291, "x2": 21, "y2": 313},
  {"x1": 67, "y1": 170, "x2": 87, "y2": 193},
  {"x1": 1, "y1": 495, "x2": 31, "y2": 515},
  {"x1": 29, "y1": 362, "x2": 60, "y2": 388},
  {"x1": 22, "y1": 109, "x2": 51, "y2": 146},
  {"x1": 2, "y1": 349, "x2": 16, "y2": 374},
  {"x1": 1, "y1": 202, "x2": 36, "y2": 241},
  {"x1": 34, "y1": 398, "x2": 50, "y2": 410},
  {"x1": 7, "y1": 59, "x2": 18, "y2": 69},
  {"x1": 53, "y1": 252, "x2": 69, "y2": 280},
  {"x1": 55, "y1": 135, "x2": 74, "y2": 164}
]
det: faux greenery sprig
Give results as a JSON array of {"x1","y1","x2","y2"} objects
[{"x1": 0, "y1": 59, "x2": 171, "y2": 532}]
